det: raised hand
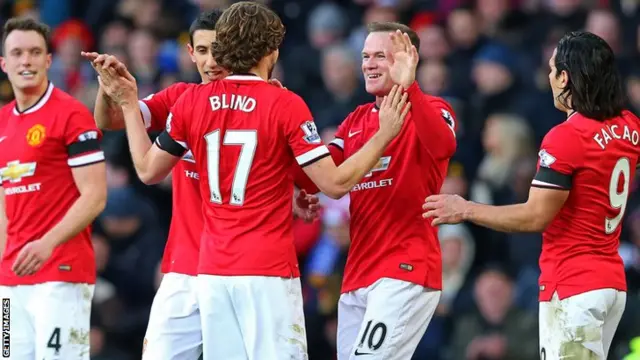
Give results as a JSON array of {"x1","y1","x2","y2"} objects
[
  {"x1": 386, "y1": 30, "x2": 419, "y2": 88},
  {"x1": 81, "y1": 52, "x2": 138, "y2": 107},
  {"x1": 378, "y1": 85, "x2": 411, "y2": 140}
]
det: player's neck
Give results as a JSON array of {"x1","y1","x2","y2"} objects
[
  {"x1": 375, "y1": 96, "x2": 383, "y2": 108},
  {"x1": 13, "y1": 80, "x2": 49, "y2": 112}
]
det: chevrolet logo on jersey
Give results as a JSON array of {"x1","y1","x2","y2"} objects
[
  {"x1": 365, "y1": 156, "x2": 391, "y2": 177},
  {"x1": 0, "y1": 161, "x2": 36, "y2": 184}
]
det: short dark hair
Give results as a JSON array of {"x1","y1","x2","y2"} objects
[
  {"x1": 367, "y1": 22, "x2": 420, "y2": 53},
  {"x1": 212, "y1": 2, "x2": 285, "y2": 74},
  {"x1": 554, "y1": 31, "x2": 626, "y2": 121},
  {"x1": 2, "y1": 17, "x2": 51, "y2": 54},
  {"x1": 189, "y1": 9, "x2": 223, "y2": 46}
]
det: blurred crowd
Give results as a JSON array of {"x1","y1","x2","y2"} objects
[{"x1": 2, "y1": 0, "x2": 640, "y2": 359}]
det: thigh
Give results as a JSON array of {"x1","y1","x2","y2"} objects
[
  {"x1": 349, "y1": 278, "x2": 441, "y2": 360},
  {"x1": 337, "y1": 292, "x2": 366, "y2": 360},
  {"x1": 1, "y1": 285, "x2": 35, "y2": 360},
  {"x1": 602, "y1": 291, "x2": 626, "y2": 357},
  {"x1": 143, "y1": 273, "x2": 202, "y2": 360},
  {"x1": 539, "y1": 300, "x2": 560, "y2": 360},
  {"x1": 231, "y1": 276, "x2": 308, "y2": 360},
  {"x1": 197, "y1": 275, "x2": 248, "y2": 360},
  {"x1": 31, "y1": 282, "x2": 94, "y2": 360},
  {"x1": 542, "y1": 290, "x2": 618, "y2": 360}
]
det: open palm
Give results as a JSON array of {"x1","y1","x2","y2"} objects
[{"x1": 387, "y1": 30, "x2": 419, "y2": 89}]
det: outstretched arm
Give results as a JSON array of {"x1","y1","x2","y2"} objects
[{"x1": 95, "y1": 58, "x2": 180, "y2": 183}]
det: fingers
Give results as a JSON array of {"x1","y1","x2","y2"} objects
[
  {"x1": 400, "y1": 101, "x2": 411, "y2": 120},
  {"x1": 391, "y1": 86, "x2": 404, "y2": 110},
  {"x1": 402, "y1": 32, "x2": 412, "y2": 51},
  {"x1": 80, "y1": 51, "x2": 99, "y2": 61},
  {"x1": 396, "y1": 92, "x2": 408, "y2": 111},
  {"x1": 380, "y1": 93, "x2": 389, "y2": 109},
  {"x1": 12, "y1": 249, "x2": 38, "y2": 276},
  {"x1": 424, "y1": 194, "x2": 444, "y2": 202}
]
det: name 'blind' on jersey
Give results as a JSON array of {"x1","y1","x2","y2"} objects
[{"x1": 156, "y1": 75, "x2": 329, "y2": 277}]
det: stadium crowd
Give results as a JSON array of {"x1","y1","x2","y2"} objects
[{"x1": 1, "y1": 0, "x2": 640, "y2": 359}]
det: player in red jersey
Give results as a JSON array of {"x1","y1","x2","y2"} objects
[
  {"x1": 85, "y1": 9, "x2": 319, "y2": 359},
  {"x1": 86, "y1": 11, "x2": 226, "y2": 359},
  {"x1": 423, "y1": 31, "x2": 633, "y2": 359},
  {"x1": 0, "y1": 18, "x2": 106, "y2": 360},
  {"x1": 92, "y1": 2, "x2": 409, "y2": 358},
  {"x1": 293, "y1": 22, "x2": 457, "y2": 360}
]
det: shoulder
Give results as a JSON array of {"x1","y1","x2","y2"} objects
[
  {"x1": 543, "y1": 120, "x2": 581, "y2": 144},
  {"x1": 50, "y1": 88, "x2": 92, "y2": 117},
  {"x1": 0, "y1": 101, "x2": 14, "y2": 117},
  {"x1": 349, "y1": 102, "x2": 376, "y2": 119}
]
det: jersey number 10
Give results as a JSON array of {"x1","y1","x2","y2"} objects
[
  {"x1": 204, "y1": 129, "x2": 257, "y2": 206},
  {"x1": 606, "y1": 157, "x2": 630, "y2": 234}
]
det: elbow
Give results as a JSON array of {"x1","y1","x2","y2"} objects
[
  {"x1": 138, "y1": 170, "x2": 161, "y2": 185},
  {"x1": 322, "y1": 183, "x2": 350, "y2": 200}
]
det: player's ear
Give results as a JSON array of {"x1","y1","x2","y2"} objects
[
  {"x1": 560, "y1": 69, "x2": 569, "y2": 88},
  {"x1": 0, "y1": 56, "x2": 6, "y2": 74},
  {"x1": 187, "y1": 43, "x2": 196, "y2": 63},
  {"x1": 45, "y1": 53, "x2": 52, "y2": 70}
]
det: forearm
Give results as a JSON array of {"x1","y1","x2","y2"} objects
[
  {"x1": 95, "y1": 86, "x2": 125, "y2": 130},
  {"x1": 405, "y1": 82, "x2": 455, "y2": 157},
  {"x1": 42, "y1": 192, "x2": 106, "y2": 248},
  {"x1": 121, "y1": 103, "x2": 156, "y2": 180},
  {"x1": 332, "y1": 132, "x2": 390, "y2": 195},
  {"x1": 464, "y1": 202, "x2": 545, "y2": 233}
]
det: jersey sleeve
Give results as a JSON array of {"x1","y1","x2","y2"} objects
[
  {"x1": 139, "y1": 83, "x2": 191, "y2": 131},
  {"x1": 405, "y1": 82, "x2": 457, "y2": 159},
  {"x1": 64, "y1": 107, "x2": 105, "y2": 168},
  {"x1": 154, "y1": 90, "x2": 190, "y2": 158},
  {"x1": 292, "y1": 112, "x2": 352, "y2": 193},
  {"x1": 531, "y1": 124, "x2": 583, "y2": 190},
  {"x1": 280, "y1": 92, "x2": 330, "y2": 167}
]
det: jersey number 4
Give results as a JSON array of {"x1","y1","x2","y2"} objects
[
  {"x1": 606, "y1": 157, "x2": 631, "y2": 234},
  {"x1": 204, "y1": 129, "x2": 257, "y2": 206}
]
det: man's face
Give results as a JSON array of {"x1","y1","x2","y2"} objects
[
  {"x1": 361, "y1": 32, "x2": 395, "y2": 97},
  {"x1": 548, "y1": 48, "x2": 568, "y2": 111},
  {"x1": 188, "y1": 29, "x2": 227, "y2": 84},
  {"x1": 1, "y1": 30, "x2": 51, "y2": 92}
]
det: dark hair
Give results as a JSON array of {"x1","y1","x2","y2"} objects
[
  {"x1": 212, "y1": 1, "x2": 285, "y2": 74},
  {"x1": 367, "y1": 22, "x2": 420, "y2": 53},
  {"x1": 2, "y1": 17, "x2": 51, "y2": 54},
  {"x1": 554, "y1": 31, "x2": 626, "y2": 121},
  {"x1": 189, "y1": 9, "x2": 223, "y2": 46}
]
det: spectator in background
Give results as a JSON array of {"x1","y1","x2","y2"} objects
[{"x1": 450, "y1": 266, "x2": 539, "y2": 360}]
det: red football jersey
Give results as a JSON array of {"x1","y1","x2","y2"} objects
[
  {"x1": 316, "y1": 82, "x2": 456, "y2": 293},
  {"x1": 139, "y1": 82, "x2": 202, "y2": 275},
  {"x1": 531, "y1": 111, "x2": 637, "y2": 301},
  {"x1": 156, "y1": 75, "x2": 329, "y2": 277},
  {"x1": 0, "y1": 83, "x2": 103, "y2": 285}
]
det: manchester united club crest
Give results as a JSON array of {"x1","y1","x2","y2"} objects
[{"x1": 26, "y1": 124, "x2": 46, "y2": 147}]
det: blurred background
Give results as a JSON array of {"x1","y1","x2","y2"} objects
[{"x1": 1, "y1": 0, "x2": 640, "y2": 359}]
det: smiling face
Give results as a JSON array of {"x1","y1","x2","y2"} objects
[
  {"x1": 187, "y1": 29, "x2": 228, "y2": 84},
  {"x1": 361, "y1": 31, "x2": 395, "y2": 97},
  {"x1": 1, "y1": 29, "x2": 51, "y2": 93}
]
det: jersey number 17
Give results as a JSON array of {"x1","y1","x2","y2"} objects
[{"x1": 204, "y1": 129, "x2": 257, "y2": 206}]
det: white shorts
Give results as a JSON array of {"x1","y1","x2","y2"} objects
[
  {"x1": 143, "y1": 273, "x2": 202, "y2": 360},
  {"x1": 197, "y1": 275, "x2": 308, "y2": 360},
  {"x1": 539, "y1": 289, "x2": 626, "y2": 360},
  {"x1": 0, "y1": 282, "x2": 94, "y2": 360},
  {"x1": 337, "y1": 277, "x2": 441, "y2": 360}
]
